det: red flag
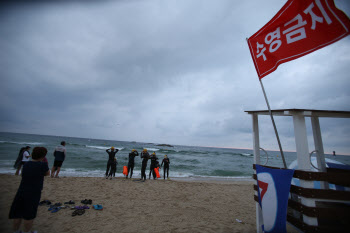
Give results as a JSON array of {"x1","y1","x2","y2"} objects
[{"x1": 247, "y1": 0, "x2": 350, "y2": 79}]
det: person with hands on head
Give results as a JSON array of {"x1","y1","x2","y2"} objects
[
  {"x1": 105, "y1": 146, "x2": 119, "y2": 178},
  {"x1": 140, "y1": 149, "x2": 150, "y2": 181},
  {"x1": 149, "y1": 152, "x2": 159, "y2": 180},
  {"x1": 107, "y1": 157, "x2": 118, "y2": 180},
  {"x1": 127, "y1": 149, "x2": 139, "y2": 179}
]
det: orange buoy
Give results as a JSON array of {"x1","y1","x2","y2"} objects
[
  {"x1": 154, "y1": 167, "x2": 160, "y2": 178},
  {"x1": 123, "y1": 166, "x2": 128, "y2": 176}
]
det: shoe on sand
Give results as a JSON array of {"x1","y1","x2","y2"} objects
[
  {"x1": 72, "y1": 209, "x2": 85, "y2": 216},
  {"x1": 93, "y1": 204, "x2": 103, "y2": 210},
  {"x1": 51, "y1": 207, "x2": 61, "y2": 213},
  {"x1": 64, "y1": 200, "x2": 75, "y2": 205}
]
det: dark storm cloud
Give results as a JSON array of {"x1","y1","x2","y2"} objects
[{"x1": 0, "y1": 0, "x2": 350, "y2": 154}]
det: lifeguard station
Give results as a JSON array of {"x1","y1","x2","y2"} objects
[{"x1": 246, "y1": 109, "x2": 350, "y2": 233}]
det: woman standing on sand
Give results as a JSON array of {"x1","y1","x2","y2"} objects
[{"x1": 9, "y1": 147, "x2": 50, "y2": 233}]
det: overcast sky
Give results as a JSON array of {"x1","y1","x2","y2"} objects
[{"x1": 1, "y1": 0, "x2": 350, "y2": 154}]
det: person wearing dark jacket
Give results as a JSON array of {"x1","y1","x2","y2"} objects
[
  {"x1": 127, "y1": 149, "x2": 139, "y2": 179},
  {"x1": 161, "y1": 155, "x2": 170, "y2": 180},
  {"x1": 140, "y1": 149, "x2": 150, "y2": 181},
  {"x1": 51, "y1": 141, "x2": 66, "y2": 178},
  {"x1": 105, "y1": 147, "x2": 119, "y2": 178},
  {"x1": 9, "y1": 147, "x2": 50, "y2": 233}
]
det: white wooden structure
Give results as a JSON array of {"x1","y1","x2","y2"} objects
[{"x1": 245, "y1": 109, "x2": 350, "y2": 233}]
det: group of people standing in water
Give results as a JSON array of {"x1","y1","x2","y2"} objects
[{"x1": 105, "y1": 147, "x2": 170, "y2": 181}]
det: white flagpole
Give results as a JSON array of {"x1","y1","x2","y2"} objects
[
  {"x1": 245, "y1": 38, "x2": 287, "y2": 168},
  {"x1": 259, "y1": 79, "x2": 287, "y2": 168}
]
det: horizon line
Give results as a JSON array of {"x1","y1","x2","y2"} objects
[{"x1": 1, "y1": 131, "x2": 349, "y2": 156}]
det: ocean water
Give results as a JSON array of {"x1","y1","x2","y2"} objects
[{"x1": 1, "y1": 132, "x2": 349, "y2": 179}]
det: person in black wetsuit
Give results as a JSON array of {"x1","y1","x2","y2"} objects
[
  {"x1": 149, "y1": 152, "x2": 159, "y2": 179},
  {"x1": 107, "y1": 158, "x2": 118, "y2": 180},
  {"x1": 140, "y1": 149, "x2": 150, "y2": 181},
  {"x1": 161, "y1": 155, "x2": 170, "y2": 180},
  {"x1": 105, "y1": 147, "x2": 119, "y2": 178},
  {"x1": 127, "y1": 149, "x2": 138, "y2": 179}
]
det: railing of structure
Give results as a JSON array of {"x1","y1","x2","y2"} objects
[
  {"x1": 309, "y1": 150, "x2": 321, "y2": 171},
  {"x1": 252, "y1": 164, "x2": 350, "y2": 233},
  {"x1": 259, "y1": 147, "x2": 269, "y2": 166}
]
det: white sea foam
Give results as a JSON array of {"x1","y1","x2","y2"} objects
[
  {"x1": 0, "y1": 160, "x2": 15, "y2": 166},
  {"x1": 57, "y1": 169, "x2": 193, "y2": 178},
  {"x1": 0, "y1": 167, "x2": 194, "y2": 178},
  {"x1": 0, "y1": 141, "x2": 44, "y2": 145},
  {"x1": 0, "y1": 168, "x2": 15, "y2": 175},
  {"x1": 144, "y1": 148, "x2": 159, "y2": 152},
  {"x1": 85, "y1": 145, "x2": 124, "y2": 151},
  {"x1": 0, "y1": 166, "x2": 253, "y2": 181},
  {"x1": 241, "y1": 153, "x2": 253, "y2": 157}
]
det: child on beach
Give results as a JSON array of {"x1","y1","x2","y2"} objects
[
  {"x1": 107, "y1": 157, "x2": 118, "y2": 180},
  {"x1": 9, "y1": 147, "x2": 50, "y2": 233},
  {"x1": 14, "y1": 146, "x2": 31, "y2": 176}
]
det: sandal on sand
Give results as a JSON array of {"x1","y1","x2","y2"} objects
[
  {"x1": 78, "y1": 209, "x2": 85, "y2": 215},
  {"x1": 72, "y1": 209, "x2": 85, "y2": 216},
  {"x1": 39, "y1": 200, "x2": 51, "y2": 206},
  {"x1": 81, "y1": 199, "x2": 92, "y2": 204},
  {"x1": 51, "y1": 207, "x2": 61, "y2": 213},
  {"x1": 64, "y1": 200, "x2": 75, "y2": 204},
  {"x1": 81, "y1": 199, "x2": 92, "y2": 205},
  {"x1": 54, "y1": 202, "x2": 62, "y2": 207},
  {"x1": 74, "y1": 206, "x2": 84, "y2": 210},
  {"x1": 72, "y1": 209, "x2": 79, "y2": 216},
  {"x1": 93, "y1": 204, "x2": 103, "y2": 210},
  {"x1": 82, "y1": 205, "x2": 90, "y2": 209},
  {"x1": 81, "y1": 199, "x2": 88, "y2": 204}
]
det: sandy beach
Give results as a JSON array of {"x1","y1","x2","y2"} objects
[{"x1": 0, "y1": 174, "x2": 259, "y2": 233}]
